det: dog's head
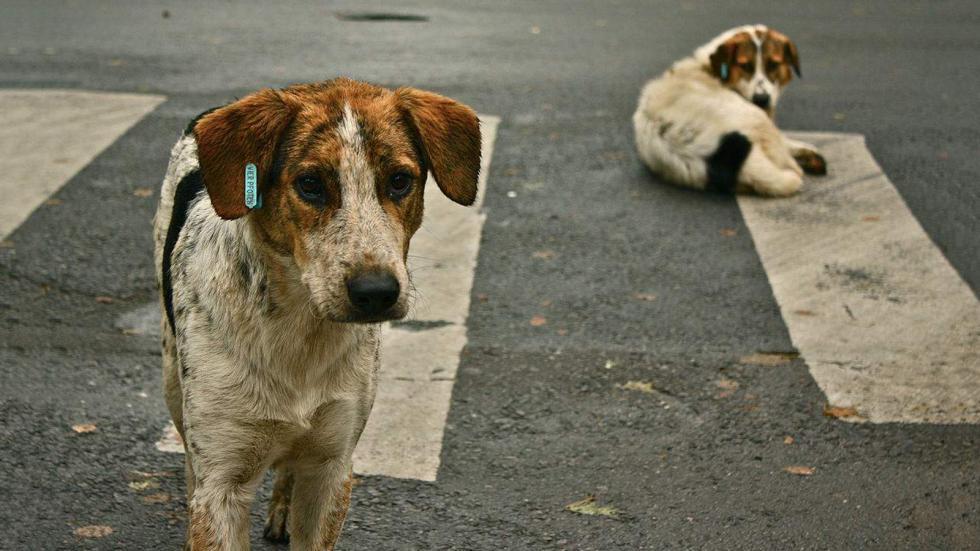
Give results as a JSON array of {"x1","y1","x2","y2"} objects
[
  {"x1": 192, "y1": 79, "x2": 481, "y2": 323},
  {"x1": 698, "y1": 25, "x2": 801, "y2": 117}
]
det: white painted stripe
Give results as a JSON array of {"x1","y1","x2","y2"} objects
[
  {"x1": 0, "y1": 89, "x2": 165, "y2": 239},
  {"x1": 739, "y1": 132, "x2": 980, "y2": 424},
  {"x1": 353, "y1": 116, "x2": 500, "y2": 480}
]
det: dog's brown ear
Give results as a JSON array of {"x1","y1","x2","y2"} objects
[
  {"x1": 397, "y1": 88, "x2": 481, "y2": 206},
  {"x1": 709, "y1": 40, "x2": 738, "y2": 81},
  {"x1": 783, "y1": 38, "x2": 801, "y2": 77},
  {"x1": 766, "y1": 30, "x2": 801, "y2": 77},
  {"x1": 193, "y1": 89, "x2": 294, "y2": 220}
]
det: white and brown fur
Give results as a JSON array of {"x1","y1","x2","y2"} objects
[
  {"x1": 633, "y1": 24, "x2": 827, "y2": 196},
  {"x1": 152, "y1": 78, "x2": 481, "y2": 550}
]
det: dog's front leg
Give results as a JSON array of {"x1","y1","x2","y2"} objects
[
  {"x1": 784, "y1": 136, "x2": 828, "y2": 175},
  {"x1": 288, "y1": 458, "x2": 354, "y2": 551},
  {"x1": 184, "y1": 419, "x2": 276, "y2": 551}
]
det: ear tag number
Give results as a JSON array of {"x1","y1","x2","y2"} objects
[
  {"x1": 244, "y1": 163, "x2": 260, "y2": 209},
  {"x1": 720, "y1": 63, "x2": 729, "y2": 80}
]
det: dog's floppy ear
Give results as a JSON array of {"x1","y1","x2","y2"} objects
[
  {"x1": 193, "y1": 89, "x2": 294, "y2": 220},
  {"x1": 766, "y1": 30, "x2": 801, "y2": 78},
  {"x1": 709, "y1": 40, "x2": 738, "y2": 81},
  {"x1": 397, "y1": 88, "x2": 481, "y2": 206},
  {"x1": 783, "y1": 38, "x2": 801, "y2": 77}
]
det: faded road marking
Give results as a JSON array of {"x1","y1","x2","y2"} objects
[
  {"x1": 739, "y1": 132, "x2": 980, "y2": 424},
  {"x1": 0, "y1": 89, "x2": 165, "y2": 238}
]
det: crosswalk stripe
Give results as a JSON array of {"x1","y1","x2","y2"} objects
[
  {"x1": 353, "y1": 116, "x2": 500, "y2": 481},
  {"x1": 739, "y1": 132, "x2": 980, "y2": 424},
  {"x1": 0, "y1": 89, "x2": 165, "y2": 239}
]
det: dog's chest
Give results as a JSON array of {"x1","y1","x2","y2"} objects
[{"x1": 249, "y1": 319, "x2": 377, "y2": 427}]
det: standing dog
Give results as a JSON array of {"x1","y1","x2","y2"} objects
[
  {"x1": 633, "y1": 24, "x2": 827, "y2": 196},
  {"x1": 153, "y1": 78, "x2": 481, "y2": 550}
]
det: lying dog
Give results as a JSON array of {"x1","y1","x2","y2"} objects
[
  {"x1": 633, "y1": 24, "x2": 826, "y2": 196},
  {"x1": 153, "y1": 78, "x2": 481, "y2": 550}
]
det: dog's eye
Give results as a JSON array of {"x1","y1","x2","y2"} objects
[
  {"x1": 387, "y1": 171, "x2": 414, "y2": 200},
  {"x1": 766, "y1": 60, "x2": 780, "y2": 72},
  {"x1": 294, "y1": 175, "x2": 326, "y2": 205}
]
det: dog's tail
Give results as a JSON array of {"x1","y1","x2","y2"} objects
[{"x1": 705, "y1": 131, "x2": 752, "y2": 193}]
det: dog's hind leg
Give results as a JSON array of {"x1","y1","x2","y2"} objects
[
  {"x1": 739, "y1": 147, "x2": 803, "y2": 197},
  {"x1": 633, "y1": 112, "x2": 709, "y2": 189},
  {"x1": 263, "y1": 466, "x2": 293, "y2": 543}
]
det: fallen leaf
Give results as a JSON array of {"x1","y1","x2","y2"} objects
[
  {"x1": 74, "y1": 525, "x2": 113, "y2": 538},
  {"x1": 529, "y1": 25, "x2": 541, "y2": 34},
  {"x1": 130, "y1": 470, "x2": 173, "y2": 479},
  {"x1": 132, "y1": 187, "x2": 153, "y2": 198},
  {"x1": 45, "y1": 198, "x2": 64, "y2": 206},
  {"x1": 601, "y1": 150, "x2": 627, "y2": 161},
  {"x1": 823, "y1": 404, "x2": 859, "y2": 419},
  {"x1": 739, "y1": 352, "x2": 798, "y2": 366},
  {"x1": 142, "y1": 492, "x2": 171, "y2": 504},
  {"x1": 632, "y1": 292, "x2": 657, "y2": 302},
  {"x1": 784, "y1": 465, "x2": 815, "y2": 476},
  {"x1": 155, "y1": 422, "x2": 185, "y2": 454},
  {"x1": 128, "y1": 480, "x2": 160, "y2": 492},
  {"x1": 476, "y1": 293, "x2": 489, "y2": 303},
  {"x1": 532, "y1": 250, "x2": 556, "y2": 260},
  {"x1": 833, "y1": 112, "x2": 846, "y2": 121},
  {"x1": 529, "y1": 315, "x2": 547, "y2": 327},
  {"x1": 72, "y1": 423, "x2": 97, "y2": 434},
  {"x1": 716, "y1": 379, "x2": 739, "y2": 390},
  {"x1": 95, "y1": 296, "x2": 114, "y2": 304},
  {"x1": 556, "y1": 328, "x2": 568, "y2": 336},
  {"x1": 566, "y1": 495, "x2": 619, "y2": 518},
  {"x1": 719, "y1": 228, "x2": 737, "y2": 237},
  {"x1": 618, "y1": 380, "x2": 655, "y2": 393},
  {"x1": 539, "y1": 299, "x2": 552, "y2": 308},
  {"x1": 793, "y1": 309, "x2": 817, "y2": 316},
  {"x1": 603, "y1": 360, "x2": 616, "y2": 370},
  {"x1": 862, "y1": 215, "x2": 880, "y2": 222},
  {"x1": 121, "y1": 328, "x2": 144, "y2": 336},
  {"x1": 783, "y1": 435, "x2": 795, "y2": 445}
]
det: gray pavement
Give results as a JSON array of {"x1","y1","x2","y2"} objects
[{"x1": 1, "y1": 1, "x2": 978, "y2": 550}]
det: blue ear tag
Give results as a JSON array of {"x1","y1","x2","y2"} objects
[
  {"x1": 720, "y1": 63, "x2": 729, "y2": 80},
  {"x1": 244, "y1": 163, "x2": 260, "y2": 209}
]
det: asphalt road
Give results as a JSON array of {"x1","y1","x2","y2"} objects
[{"x1": 1, "y1": 1, "x2": 978, "y2": 550}]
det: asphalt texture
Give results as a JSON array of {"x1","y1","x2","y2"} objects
[{"x1": 1, "y1": 1, "x2": 978, "y2": 550}]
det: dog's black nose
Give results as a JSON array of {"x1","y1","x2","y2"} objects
[
  {"x1": 347, "y1": 272, "x2": 400, "y2": 316},
  {"x1": 751, "y1": 93, "x2": 771, "y2": 110}
]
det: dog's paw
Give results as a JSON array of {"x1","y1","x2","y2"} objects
[
  {"x1": 263, "y1": 504, "x2": 290, "y2": 544},
  {"x1": 794, "y1": 149, "x2": 827, "y2": 175}
]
